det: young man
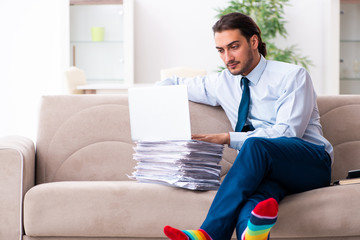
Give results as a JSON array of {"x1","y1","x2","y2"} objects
[{"x1": 158, "y1": 12, "x2": 333, "y2": 240}]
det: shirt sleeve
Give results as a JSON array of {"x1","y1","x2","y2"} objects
[
  {"x1": 156, "y1": 73, "x2": 222, "y2": 106},
  {"x1": 229, "y1": 67, "x2": 316, "y2": 150}
]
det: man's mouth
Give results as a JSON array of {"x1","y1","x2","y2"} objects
[{"x1": 227, "y1": 61, "x2": 240, "y2": 69}]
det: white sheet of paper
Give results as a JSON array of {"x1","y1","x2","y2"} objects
[{"x1": 128, "y1": 85, "x2": 191, "y2": 141}]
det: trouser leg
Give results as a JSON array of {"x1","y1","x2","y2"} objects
[{"x1": 201, "y1": 137, "x2": 331, "y2": 240}]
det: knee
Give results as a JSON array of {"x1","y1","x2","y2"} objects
[{"x1": 235, "y1": 137, "x2": 271, "y2": 164}]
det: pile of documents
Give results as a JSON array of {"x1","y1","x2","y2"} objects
[{"x1": 129, "y1": 140, "x2": 224, "y2": 191}]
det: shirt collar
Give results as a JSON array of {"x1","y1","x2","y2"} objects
[{"x1": 241, "y1": 55, "x2": 267, "y2": 86}]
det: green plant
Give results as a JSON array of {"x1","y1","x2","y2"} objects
[{"x1": 216, "y1": 0, "x2": 313, "y2": 70}]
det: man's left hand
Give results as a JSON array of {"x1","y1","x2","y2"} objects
[{"x1": 192, "y1": 133, "x2": 230, "y2": 145}]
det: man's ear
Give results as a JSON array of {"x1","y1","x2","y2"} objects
[{"x1": 250, "y1": 34, "x2": 259, "y2": 50}]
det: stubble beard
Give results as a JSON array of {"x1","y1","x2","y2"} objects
[{"x1": 227, "y1": 49, "x2": 255, "y2": 76}]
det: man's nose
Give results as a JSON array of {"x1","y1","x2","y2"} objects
[{"x1": 224, "y1": 51, "x2": 234, "y2": 63}]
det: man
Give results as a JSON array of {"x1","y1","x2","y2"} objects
[{"x1": 158, "y1": 12, "x2": 333, "y2": 240}]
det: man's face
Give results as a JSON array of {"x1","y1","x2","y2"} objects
[{"x1": 214, "y1": 29, "x2": 259, "y2": 76}]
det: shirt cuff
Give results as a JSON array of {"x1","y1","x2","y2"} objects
[
  {"x1": 229, "y1": 131, "x2": 248, "y2": 150},
  {"x1": 155, "y1": 77, "x2": 177, "y2": 86}
]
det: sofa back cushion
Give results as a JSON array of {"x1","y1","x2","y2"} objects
[
  {"x1": 36, "y1": 95, "x2": 237, "y2": 184},
  {"x1": 317, "y1": 95, "x2": 360, "y2": 182},
  {"x1": 36, "y1": 95, "x2": 360, "y2": 184}
]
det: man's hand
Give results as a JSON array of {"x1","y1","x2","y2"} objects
[{"x1": 192, "y1": 133, "x2": 230, "y2": 145}]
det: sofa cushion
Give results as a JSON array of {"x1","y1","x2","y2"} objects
[
  {"x1": 36, "y1": 96, "x2": 237, "y2": 184},
  {"x1": 36, "y1": 96, "x2": 135, "y2": 184},
  {"x1": 24, "y1": 181, "x2": 360, "y2": 239},
  {"x1": 24, "y1": 181, "x2": 216, "y2": 238},
  {"x1": 317, "y1": 95, "x2": 360, "y2": 182},
  {"x1": 272, "y1": 184, "x2": 360, "y2": 238}
]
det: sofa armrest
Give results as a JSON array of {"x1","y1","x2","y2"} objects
[{"x1": 0, "y1": 135, "x2": 35, "y2": 240}]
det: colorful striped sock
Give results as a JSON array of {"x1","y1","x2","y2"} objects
[
  {"x1": 164, "y1": 225, "x2": 212, "y2": 240},
  {"x1": 242, "y1": 198, "x2": 278, "y2": 240}
]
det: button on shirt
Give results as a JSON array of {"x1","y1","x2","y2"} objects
[{"x1": 158, "y1": 56, "x2": 334, "y2": 161}]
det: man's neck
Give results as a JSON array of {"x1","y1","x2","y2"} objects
[{"x1": 241, "y1": 53, "x2": 261, "y2": 77}]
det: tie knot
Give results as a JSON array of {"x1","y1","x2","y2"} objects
[
  {"x1": 241, "y1": 77, "x2": 249, "y2": 89},
  {"x1": 242, "y1": 77, "x2": 249, "y2": 85}
]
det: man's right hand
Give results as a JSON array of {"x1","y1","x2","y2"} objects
[{"x1": 192, "y1": 133, "x2": 230, "y2": 145}]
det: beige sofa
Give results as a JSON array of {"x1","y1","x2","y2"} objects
[{"x1": 2, "y1": 94, "x2": 360, "y2": 240}]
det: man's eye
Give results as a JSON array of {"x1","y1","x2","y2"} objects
[
  {"x1": 217, "y1": 49, "x2": 224, "y2": 53},
  {"x1": 231, "y1": 45, "x2": 239, "y2": 50}
]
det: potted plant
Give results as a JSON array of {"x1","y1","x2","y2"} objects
[{"x1": 216, "y1": 0, "x2": 313, "y2": 70}]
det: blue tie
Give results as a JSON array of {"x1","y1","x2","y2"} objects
[{"x1": 235, "y1": 77, "x2": 250, "y2": 132}]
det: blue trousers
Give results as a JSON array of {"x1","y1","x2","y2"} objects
[{"x1": 200, "y1": 137, "x2": 331, "y2": 240}]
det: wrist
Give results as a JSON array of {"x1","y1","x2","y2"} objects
[{"x1": 225, "y1": 132, "x2": 230, "y2": 145}]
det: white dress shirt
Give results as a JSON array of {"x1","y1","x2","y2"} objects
[{"x1": 158, "y1": 56, "x2": 334, "y2": 161}]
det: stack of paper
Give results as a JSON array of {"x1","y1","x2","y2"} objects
[{"x1": 129, "y1": 140, "x2": 224, "y2": 191}]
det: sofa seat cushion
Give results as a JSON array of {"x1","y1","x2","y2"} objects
[
  {"x1": 23, "y1": 181, "x2": 216, "y2": 238},
  {"x1": 24, "y1": 181, "x2": 360, "y2": 239},
  {"x1": 273, "y1": 184, "x2": 360, "y2": 238}
]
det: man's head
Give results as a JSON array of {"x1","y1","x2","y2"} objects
[{"x1": 212, "y1": 12, "x2": 266, "y2": 76}]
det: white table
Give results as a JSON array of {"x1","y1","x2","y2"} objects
[{"x1": 76, "y1": 83, "x2": 153, "y2": 94}]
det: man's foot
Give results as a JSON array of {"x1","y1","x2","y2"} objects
[
  {"x1": 164, "y1": 225, "x2": 212, "y2": 240},
  {"x1": 242, "y1": 198, "x2": 278, "y2": 240}
]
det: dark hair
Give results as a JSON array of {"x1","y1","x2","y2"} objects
[{"x1": 212, "y1": 12, "x2": 267, "y2": 57}]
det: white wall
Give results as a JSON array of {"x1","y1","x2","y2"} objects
[
  {"x1": 134, "y1": 0, "x2": 340, "y2": 95},
  {"x1": 0, "y1": 0, "x2": 69, "y2": 140},
  {"x1": 134, "y1": 0, "x2": 225, "y2": 82}
]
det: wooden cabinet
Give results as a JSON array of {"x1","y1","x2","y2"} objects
[
  {"x1": 70, "y1": 0, "x2": 133, "y2": 85},
  {"x1": 340, "y1": 0, "x2": 360, "y2": 94}
]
